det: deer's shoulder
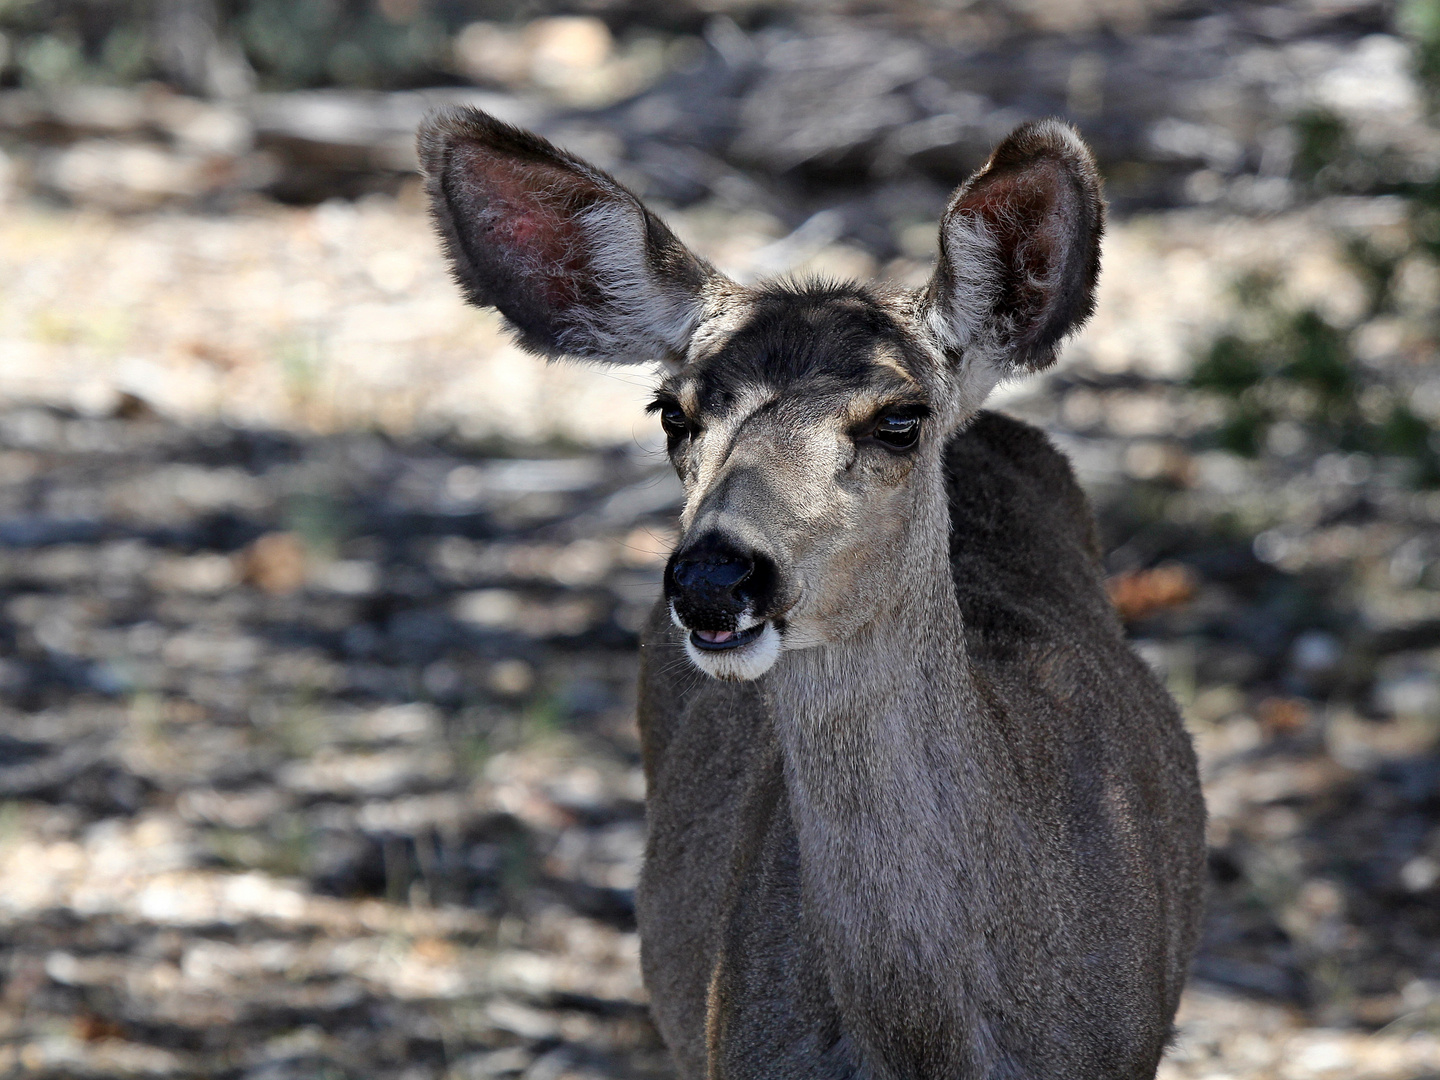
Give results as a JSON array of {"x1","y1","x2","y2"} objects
[{"x1": 944, "y1": 411, "x2": 1113, "y2": 657}]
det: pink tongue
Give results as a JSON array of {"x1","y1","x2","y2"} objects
[{"x1": 698, "y1": 629, "x2": 736, "y2": 643}]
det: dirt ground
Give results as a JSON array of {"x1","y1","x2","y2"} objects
[{"x1": 0, "y1": 187, "x2": 1437, "y2": 1079}]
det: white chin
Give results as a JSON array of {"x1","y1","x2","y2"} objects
[{"x1": 684, "y1": 622, "x2": 782, "y2": 681}]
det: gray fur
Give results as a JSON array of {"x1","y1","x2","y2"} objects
[
  {"x1": 638, "y1": 413, "x2": 1204, "y2": 1078},
  {"x1": 420, "y1": 110, "x2": 1206, "y2": 1080}
]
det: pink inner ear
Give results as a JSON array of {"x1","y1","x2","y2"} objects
[
  {"x1": 960, "y1": 160, "x2": 1069, "y2": 322},
  {"x1": 964, "y1": 164, "x2": 1061, "y2": 260},
  {"x1": 455, "y1": 144, "x2": 603, "y2": 309}
]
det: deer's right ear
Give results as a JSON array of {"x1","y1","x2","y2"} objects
[
  {"x1": 419, "y1": 107, "x2": 716, "y2": 365},
  {"x1": 920, "y1": 119, "x2": 1104, "y2": 375}
]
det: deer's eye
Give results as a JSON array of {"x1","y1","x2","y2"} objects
[
  {"x1": 659, "y1": 405, "x2": 691, "y2": 441},
  {"x1": 871, "y1": 412, "x2": 922, "y2": 451}
]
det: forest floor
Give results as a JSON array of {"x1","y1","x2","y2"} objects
[{"x1": 1, "y1": 190, "x2": 1439, "y2": 1080}]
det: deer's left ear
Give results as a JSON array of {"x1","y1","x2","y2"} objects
[
  {"x1": 419, "y1": 107, "x2": 717, "y2": 365},
  {"x1": 920, "y1": 119, "x2": 1104, "y2": 373}
]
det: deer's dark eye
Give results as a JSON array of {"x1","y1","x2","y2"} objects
[
  {"x1": 871, "y1": 412, "x2": 922, "y2": 450},
  {"x1": 660, "y1": 405, "x2": 690, "y2": 441}
]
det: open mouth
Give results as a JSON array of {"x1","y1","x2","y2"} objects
[{"x1": 690, "y1": 623, "x2": 766, "y2": 652}]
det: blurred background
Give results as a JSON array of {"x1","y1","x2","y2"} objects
[{"x1": 1, "y1": 0, "x2": 1440, "y2": 1077}]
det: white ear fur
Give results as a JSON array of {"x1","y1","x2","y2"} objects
[
  {"x1": 420, "y1": 106, "x2": 720, "y2": 366},
  {"x1": 951, "y1": 347, "x2": 1008, "y2": 418},
  {"x1": 562, "y1": 200, "x2": 707, "y2": 362},
  {"x1": 922, "y1": 213, "x2": 1004, "y2": 362}
]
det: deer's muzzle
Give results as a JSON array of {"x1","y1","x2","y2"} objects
[{"x1": 667, "y1": 533, "x2": 777, "y2": 632}]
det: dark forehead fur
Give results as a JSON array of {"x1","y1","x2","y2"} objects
[{"x1": 683, "y1": 280, "x2": 930, "y2": 410}]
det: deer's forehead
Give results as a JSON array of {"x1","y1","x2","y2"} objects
[{"x1": 677, "y1": 282, "x2": 932, "y2": 416}]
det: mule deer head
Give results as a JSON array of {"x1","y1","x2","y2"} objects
[{"x1": 420, "y1": 109, "x2": 1102, "y2": 681}]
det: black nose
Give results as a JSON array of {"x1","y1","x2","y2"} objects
[
  {"x1": 665, "y1": 534, "x2": 773, "y2": 630},
  {"x1": 672, "y1": 550, "x2": 753, "y2": 594}
]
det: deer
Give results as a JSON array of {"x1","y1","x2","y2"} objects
[{"x1": 419, "y1": 106, "x2": 1206, "y2": 1080}]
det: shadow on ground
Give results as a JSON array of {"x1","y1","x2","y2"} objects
[{"x1": 1, "y1": 389, "x2": 1438, "y2": 1077}]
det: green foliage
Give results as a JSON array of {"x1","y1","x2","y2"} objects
[
  {"x1": 1379, "y1": 404, "x2": 1440, "y2": 485},
  {"x1": 1401, "y1": 0, "x2": 1440, "y2": 103},
  {"x1": 206, "y1": 816, "x2": 314, "y2": 877},
  {"x1": 1192, "y1": 335, "x2": 1264, "y2": 398},
  {"x1": 1292, "y1": 109, "x2": 1349, "y2": 184},
  {"x1": 1342, "y1": 236, "x2": 1403, "y2": 315},
  {"x1": 1284, "y1": 310, "x2": 1353, "y2": 401},
  {"x1": 1214, "y1": 399, "x2": 1267, "y2": 457},
  {"x1": 1191, "y1": 295, "x2": 1440, "y2": 485},
  {"x1": 520, "y1": 688, "x2": 569, "y2": 741},
  {"x1": 0, "y1": 1, "x2": 139, "y2": 87},
  {"x1": 1209, "y1": 15, "x2": 1440, "y2": 485},
  {"x1": 1379, "y1": 402, "x2": 1433, "y2": 457},
  {"x1": 283, "y1": 490, "x2": 353, "y2": 560},
  {"x1": 236, "y1": 0, "x2": 448, "y2": 90},
  {"x1": 99, "y1": 24, "x2": 148, "y2": 82},
  {"x1": 0, "y1": 800, "x2": 22, "y2": 845},
  {"x1": 497, "y1": 829, "x2": 535, "y2": 909},
  {"x1": 0, "y1": 0, "x2": 456, "y2": 91},
  {"x1": 16, "y1": 31, "x2": 85, "y2": 85},
  {"x1": 1194, "y1": 279, "x2": 1353, "y2": 413}
]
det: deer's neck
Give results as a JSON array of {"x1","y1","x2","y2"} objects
[
  {"x1": 762, "y1": 467, "x2": 1005, "y2": 1061},
  {"x1": 766, "y1": 465, "x2": 981, "y2": 826}
]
